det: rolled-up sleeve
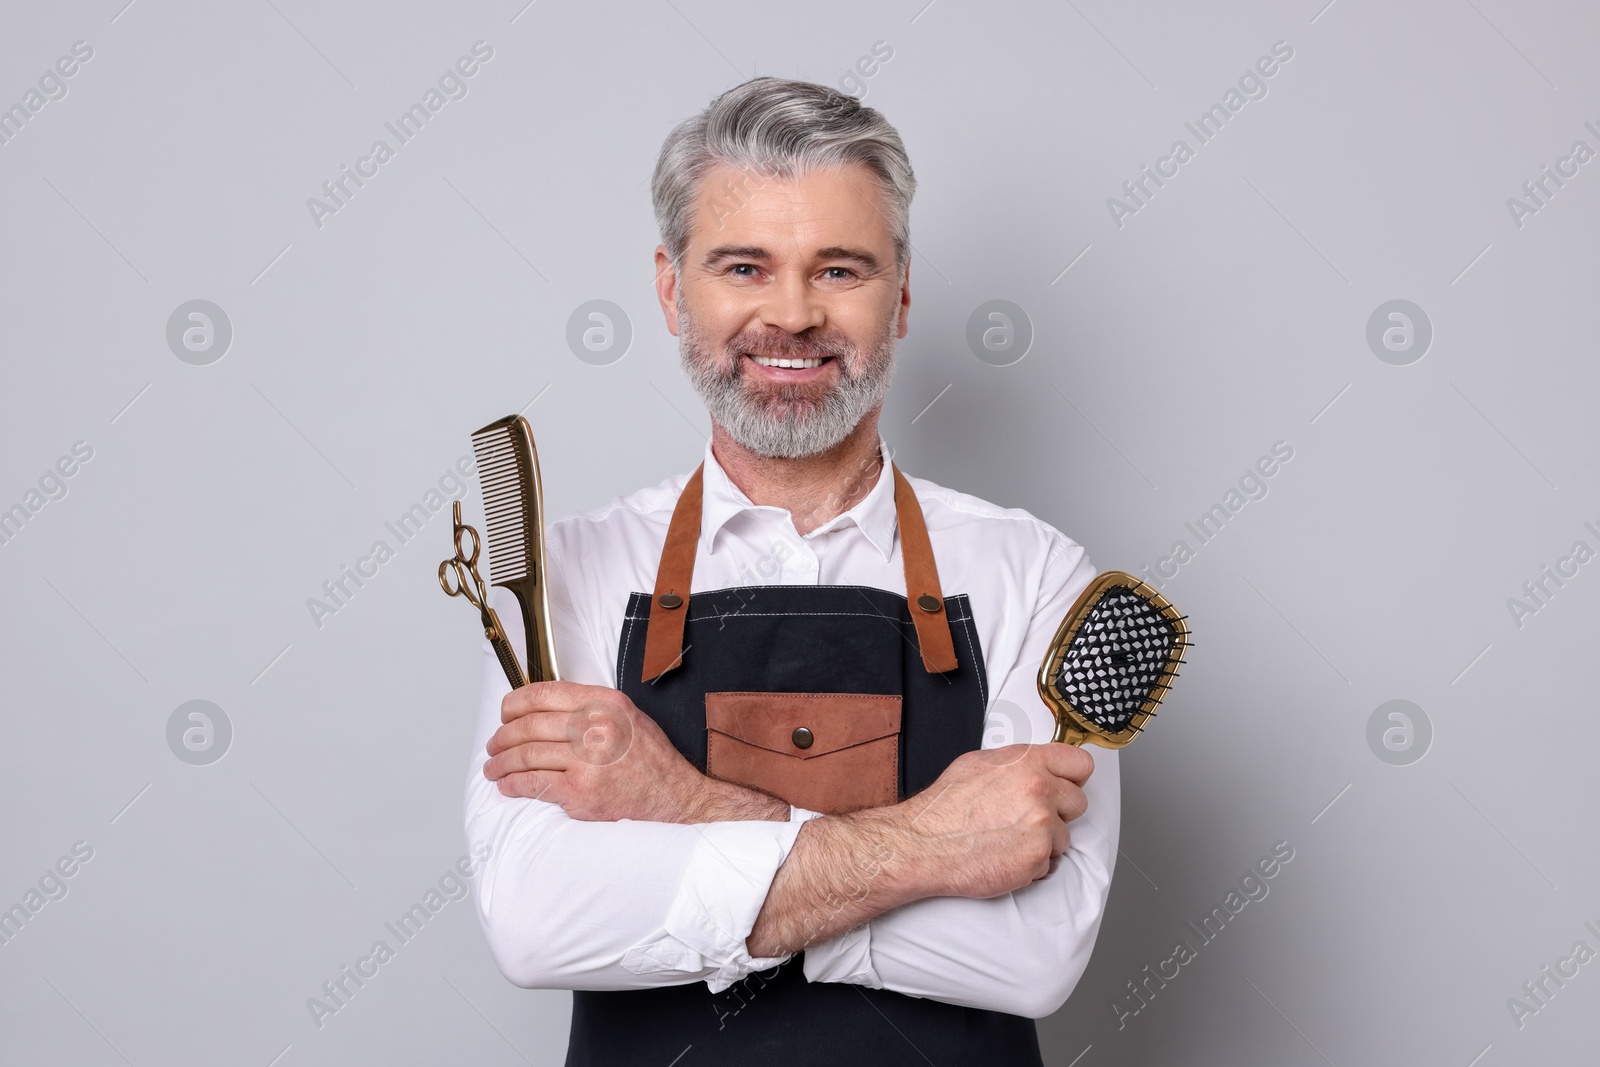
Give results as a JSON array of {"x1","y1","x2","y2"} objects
[
  {"x1": 464, "y1": 571, "x2": 806, "y2": 994},
  {"x1": 800, "y1": 540, "x2": 1121, "y2": 1018}
]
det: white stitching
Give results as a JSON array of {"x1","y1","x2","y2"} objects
[
  {"x1": 682, "y1": 582, "x2": 920, "y2": 597},
  {"x1": 954, "y1": 602, "x2": 985, "y2": 706},
  {"x1": 702, "y1": 611, "x2": 963, "y2": 623},
  {"x1": 626, "y1": 610, "x2": 928, "y2": 623},
  {"x1": 621, "y1": 591, "x2": 982, "y2": 698},
  {"x1": 623, "y1": 612, "x2": 971, "y2": 624},
  {"x1": 617, "y1": 594, "x2": 643, "y2": 682}
]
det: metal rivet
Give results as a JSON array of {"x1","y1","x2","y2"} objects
[
  {"x1": 791, "y1": 726, "x2": 814, "y2": 749},
  {"x1": 657, "y1": 593, "x2": 683, "y2": 610},
  {"x1": 917, "y1": 594, "x2": 942, "y2": 613}
]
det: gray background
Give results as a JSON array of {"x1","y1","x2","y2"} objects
[{"x1": 2, "y1": 0, "x2": 1595, "y2": 1063}]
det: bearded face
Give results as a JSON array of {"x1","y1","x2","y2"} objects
[{"x1": 677, "y1": 289, "x2": 898, "y2": 459}]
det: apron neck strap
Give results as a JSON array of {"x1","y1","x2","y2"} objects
[
  {"x1": 640, "y1": 461, "x2": 959, "y2": 683},
  {"x1": 892, "y1": 466, "x2": 960, "y2": 674}
]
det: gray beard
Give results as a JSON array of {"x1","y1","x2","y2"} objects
[{"x1": 677, "y1": 299, "x2": 897, "y2": 460}]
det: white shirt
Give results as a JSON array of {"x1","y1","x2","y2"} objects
[{"x1": 463, "y1": 439, "x2": 1120, "y2": 1020}]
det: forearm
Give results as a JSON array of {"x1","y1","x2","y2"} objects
[
  {"x1": 675, "y1": 775, "x2": 791, "y2": 823},
  {"x1": 801, "y1": 748, "x2": 1123, "y2": 1018},
  {"x1": 661, "y1": 775, "x2": 932, "y2": 958},
  {"x1": 667, "y1": 773, "x2": 916, "y2": 957},
  {"x1": 807, "y1": 837, "x2": 1115, "y2": 1018},
  {"x1": 745, "y1": 804, "x2": 932, "y2": 958}
]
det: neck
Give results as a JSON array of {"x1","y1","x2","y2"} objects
[{"x1": 710, "y1": 412, "x2": 886, "y2": 536}]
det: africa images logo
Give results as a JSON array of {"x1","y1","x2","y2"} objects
[
  {"x1": 1141, "y1": 441, "x2": 1294, "y2": 588},
  {"x1": 1105, "y1": 40, "x2": 1295, "y2": 229},
  {"x1": 1111, "y1": 841, "x2": 1296, "y2": 1029},
  {"x1": 305, "y1": 41, "x2": 494, "y2": 229}
]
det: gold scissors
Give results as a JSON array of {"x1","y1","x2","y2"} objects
[{"x1": 438, "y1": 500, "x2": 530, "y2": 689}]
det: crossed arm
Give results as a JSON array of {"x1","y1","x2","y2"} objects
[{"x1": 464, "y1": 585, "x2": 1120, "y2": 1018}]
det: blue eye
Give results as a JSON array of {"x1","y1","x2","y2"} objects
[
  {"x1": 731, "y1": 264, "x2": 757, "y2": 276},
  {"x1": 824, "y1": 268, "x2": 855, "y2": 280}
]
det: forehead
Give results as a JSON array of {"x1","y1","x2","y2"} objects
[{"x1": 688, "y1": 161, "x2": 893, "y2": 258}]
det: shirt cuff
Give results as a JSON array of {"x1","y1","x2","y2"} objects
[
  {"x1": 784, "y1": 805, "x2": 881, "y2": 988},
  {"x1": 801, "y1": 922, "x2": 882, "y2": 987},
  {"x1": 621, "y1": 819, "x2": 805, "y2": 993}
]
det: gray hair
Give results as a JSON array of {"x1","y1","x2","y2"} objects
[{"x1": 651, "y1": 77, "x2": 916, "y2": 277}]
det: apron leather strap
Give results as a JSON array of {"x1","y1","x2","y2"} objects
[
  {"x1": 640, "y1": 465, "x2": 705, "y2": 683},
  {"x1": 640, "y1": 461, "x2": 958, "y2": 683},
  {"x1": 893, "y1": 466, "x2": 959, "y2": 674}
]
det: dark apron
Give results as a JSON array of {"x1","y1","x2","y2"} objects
[{"x1": 564, "y1": 464, "x2": 1043, "y2": 1067}]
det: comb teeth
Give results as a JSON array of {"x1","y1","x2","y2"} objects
[{"x1": 471, "y1": 423, "x2": 536, "y2": 585}]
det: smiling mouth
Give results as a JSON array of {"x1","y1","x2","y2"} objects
[{"x1": 746, "y1": 354, "x2": 832, "y2": 369}]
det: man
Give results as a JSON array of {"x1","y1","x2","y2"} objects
[{"x1": 464, "y1": 77, "x2": 1117, "y2": 1066}]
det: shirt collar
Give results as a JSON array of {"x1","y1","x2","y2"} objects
[{"x1": 698, "y1": 438, "x2": 900, "y2": 561}]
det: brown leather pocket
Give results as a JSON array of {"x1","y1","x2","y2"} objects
[{"x1": 704, "y1": 692, "x2": 901, "y2": 816}]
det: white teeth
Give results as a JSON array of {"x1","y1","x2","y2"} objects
[{"x1": 750, "y1": 355, "x2": 824, "y2": 369}]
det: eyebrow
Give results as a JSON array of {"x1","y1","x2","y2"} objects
[{"x1": 701, "y1": 244, "x2": 882, "y2": 273}]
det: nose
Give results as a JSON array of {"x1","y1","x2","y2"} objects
[{"x1": 758, "y1": 267, "x2": 825, "y2": 335}]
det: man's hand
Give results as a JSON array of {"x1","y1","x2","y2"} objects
[
  {"x1": 484, "y1": 682, "x2": 787, "y2": 823},
  {"x1": 899, "y1": 743, "x2": 1094, "y2": 899}
]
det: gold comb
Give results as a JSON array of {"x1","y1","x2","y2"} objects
[
  {"x1": 1037, "y1": 571, "x2": 1189, "y2": 748},
  {"x1": 470, "y1": 415, "x2": 560, "y2": 683}
]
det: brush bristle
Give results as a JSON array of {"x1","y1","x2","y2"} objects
[
  {"x1": 471, "y1": 424, "x2": 536, "y2": 585},
  {"x1": 1051, "y1": 584, "x2": 1185, "y2": 736}
]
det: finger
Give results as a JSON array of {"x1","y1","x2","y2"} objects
[
  {"x1": 1040, "y1": 742, "x2": 1095, "y2": 785},
  {"x1": 1051, "y1": 781, "x2": 1087, "y2": 824},
  {"x1": 500, "y1": 680, "x2": 588, "y2": 722},
  {"x1": 1030, "y1": 834, "x2": 1061, "y2": 881},
  {"x1": 969, "y1": 741, "x2": 1033, "y2": 770},
  {"x1": 501, "y1": 681, "x2": 619, "y2": 723},
  {"x1": 1050, "y1": 816, "x2": 1071, "y2": 859},
  {"x1": 495, "y1": 768, "x2": 565, "y2": 803},
  {"x1": 487, "y1": 711, "x2": 579, "y2": 755},
  {"x1": 1033, "y1": 841, "x2": 1065, "y2": 880},
  {"x1": 483, "y1": 741, "x2": 572, "y2": 781}
]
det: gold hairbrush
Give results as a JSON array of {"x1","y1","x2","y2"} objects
[{"x1": 1037, "y1": 571, "x2": 1189, "y2": 747}]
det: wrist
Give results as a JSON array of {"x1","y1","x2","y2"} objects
[
  {"x1": 831, "y1": 803, "x2": 940, "y2": 910},
  {"x1": 673, "y1": 774, "x2": 789, "y2": 824}
]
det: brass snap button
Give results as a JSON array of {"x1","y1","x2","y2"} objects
[
  {"x1": 657, "y1": 593, "x2": 684, "y2": 609},
  {"x1": 791, "y1": 726, "x2": 814, "y2": 749},
  {"x1": 916, "y1": 594, "x2": 942, "y2": 613}
]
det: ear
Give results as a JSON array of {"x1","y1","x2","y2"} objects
[
  {"x1": 654, "y1": 245, "x2": 681, "y2": 336},
  {"x1": 895, "y1": 254, "x2": 911, "y2": 339}
]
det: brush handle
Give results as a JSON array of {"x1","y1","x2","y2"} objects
[{"x1": 1052, "y1": 719, "x2": 1088, "y2": 745}]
